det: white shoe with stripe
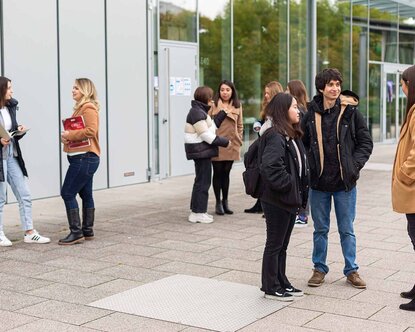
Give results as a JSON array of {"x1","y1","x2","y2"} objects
[{"x1": 24, "y1": 230, "x2": 51, "y2": 244}]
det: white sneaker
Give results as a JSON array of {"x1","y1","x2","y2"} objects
[
  {"x1": 188, "y1": 212, "x2": 214, "y2": 224},
  {"x1": 24, "y1": 230, "x2": 51, "y2": 244},
  {"x1": 0, "y1": 232, "x2": 12, "y2": 246}
]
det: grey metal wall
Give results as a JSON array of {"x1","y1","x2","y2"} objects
[{"x1": 0, "y1": 0, "x2": 149, "y2": 200}]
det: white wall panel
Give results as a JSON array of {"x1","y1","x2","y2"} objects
[
  {"x1": 58, "y1": 0, "x2": 107, "y2": 189},
  {"x1": 106, "y1": 0, "x2": 149, "y2": 186},
  {"x1": 3, "y1": 0, "x2": 60, "y2": 199}
]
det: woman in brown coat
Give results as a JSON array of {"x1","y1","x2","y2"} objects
[
  {"x1": 392, "y1": 65, "x2": 415, "y2": 311},
  {"x1": 209, "y1": 80, "x2": 243, "y2": 215}
]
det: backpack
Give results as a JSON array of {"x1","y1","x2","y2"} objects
[{"x1": 242, "y1": 137, "x2": 265, "y2": 198}]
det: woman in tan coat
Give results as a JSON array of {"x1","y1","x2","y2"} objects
[
  {"x1": 392, "y1": 65, "x2": 415, "y2": 311},
  {"x1": 209, "y1": 80, "x2": 243, "y2": 215}
]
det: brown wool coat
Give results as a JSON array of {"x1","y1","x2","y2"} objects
[
  {"x1": 392, "y1": 104, "x2": 415, "y2": 213},
  {"x1": 63, "y1": 102, "x2": 100, "y2": 156},
  {"x1": 209, "y1": 100, "x2": 243, "y2": 161}
]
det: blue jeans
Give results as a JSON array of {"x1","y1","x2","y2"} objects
[
  {"x1": 310, "y1": 187, "x2": 358, "y2": 276},
  {"x1": 61, "y1": 152, "x2": 100, "y2": 210},
  {"x1": 0, "y1": 146, "x2": 33, "y2": 232}
]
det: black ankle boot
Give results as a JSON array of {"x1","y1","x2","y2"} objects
[
  {"x1": 222, "y1": 199, "x2": 233, "y2": 214},
  {"x1": 215, "y1": 200, "x2": 224, "y2": 215},
  {"x1": 82, "y1": 207, "x2": 95, "y2": 240},
  {"x1": 59, "y1": 208, "x2": 85, "y2": 245},
  {"x1": 400, "y1": 298, "x2": 415, "y2": 311},
  {"x1": 244, "y1": 199, "x2": 262, "y2": 213},
  {"x1": 401, "y1": 285, "x2": 415, "y2": 299}
]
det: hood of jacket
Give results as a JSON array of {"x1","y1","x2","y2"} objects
[
  {"x1": 259, "y1": 118, "x2": 272, "y2": 136},
  {"x1": 310, "y1": 90, "x2": 359, "y2": 115},
  {"x1": 191, "y1": 100, "x2": 211, "y2": 113}
]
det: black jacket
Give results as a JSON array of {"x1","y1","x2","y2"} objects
[
  {"x1": 0, "y1": 98, "x2": 27, "y2": 181},
  {"x1": 184, "y1": 100, "x2": 229, "y2": 160},
  {"x1": 259, "y1": 128, "x2": 309, "y2": 213},
  {"x1": 301, "y1": 91, "x2": 373, "y2": 191}
]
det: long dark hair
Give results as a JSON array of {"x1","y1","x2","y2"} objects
[
  {"x1": 402, "y1": 65, "x2": 415, "y2": 126},
  {"x1": 213, "y1": 80, "x2": 241, "y2": 108},
  {"x1": 0, "y1": 76, "x2": 11, "y2": 108},
  {"x1": 265, "y1": 92, "x2": 302, "y2": 139}
]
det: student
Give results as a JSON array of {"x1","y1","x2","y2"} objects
[
  {"x1": 59, "y1": 78, "x2": 100, "y2": 245},
  {"x1": 209, "y1": 80, "x2": 243, "y2": 216},
  {"x1": 259, "y1": 92, "x2": 308, "y2": 301},
  {"x1": 184, "y1": 86, "x2": 230, "y2": 223},
  {"x1": 391, "y1": 65, "x2": 415, "y2": 311},
  {"x1": 302, "y1": 68, "x2": 373, "y2": 288},
  {"x1": 287, "y1": 79, "x2": 310, "y2": 227},
  {"x1": 0, "y1": 77, "x2": 50, "y2": 246},
  {"x1": 245, "y1": 81, "x2": 283, "y2": 214}
]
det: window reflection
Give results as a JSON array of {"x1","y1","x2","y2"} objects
[{"x1": 160, "y1": 0, "x2": 197, "y2": 42}]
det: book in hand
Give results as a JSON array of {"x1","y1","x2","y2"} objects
[
  {"x1": 0, "y1": 124, "x2": 30, "y2": 139},
  {"x1": 62, "y1": 115, "x2": 91, "y2": 149}
]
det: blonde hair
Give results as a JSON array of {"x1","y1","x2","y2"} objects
[
  {"x1": 74, "y1": 78, "x2": 100, "y2": 111},
  {"x1": 260, "y1": 81, "x2": 283, "y2": 120}
]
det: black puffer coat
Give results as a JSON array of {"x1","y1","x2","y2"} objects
[{"x1": 0, "y1": 98, "x2": 28, "y2": 181}]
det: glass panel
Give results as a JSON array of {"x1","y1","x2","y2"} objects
[
  {"x1": 399, "y1": 33, "x2": 415, "y2": 65},
  {"x1": 316, "y1": 0, "x2": 351, "y2": 88},
  {"x1": 159, "y1": 0, "x2": 197, "y2": 42},
  {"x1": 233, "y1": 0, "x2": 287, "y2": 120},
  {"x1": 368, "y1": 63, "x2": 381, "y2": 142},
  {"x1": 199, "y1": 0, "x2": 231, "y2": 88},
  {"x1": 385, "y1": 72, "x2": 396, "y2": 139},
  {"x1": 289, "y1": 0, "x2": 307, "y2": 83}
]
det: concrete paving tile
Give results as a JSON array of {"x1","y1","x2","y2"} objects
[
  {"x1": 0, "y1": 309, "x2": 38, "y2": 330},
  {"x1": 108, "y1": 233, "x2": 164, "y2": 246},
  {"x1": 150, "y1": 239, "x2": 214, "y2": 253},
  {"x1": 0, "y1": 248, "x2": 61, "y2": 263},
  {"x1": 44, "y1": 256, "x2": 117, "y2": 272},
  {"x1": 213, "y1": 270, "x2": 260, "y2": 287},
  {"x1": 199, "y1": 237, "x2": 258, "y2": 250},
  {"x1": 207, "y1": 257, "x2": 261, "y2": 274},
  {"x1": 8, "y1": 319, "x2": 98, "y2": 331},
  {"x1": 88, "y1": 279, "x2": 141, "y2": 297},
  {"x1": 0, "y1": 289, "x2": 46, "y2": 311},
  {"x1": 0, "y1": 272, "x2": 52, "y2": 292},
  {"x1": 148, "y1": 230, "x2": 212, "y2": 243},
  {"x1": 358, "y1": 247, "x2": 414, "y2": 261},
  {"x1": 152, "y1": 250, "x2": 222, "y2": 265},
  {"x1": 363, "y1": 277, "x2": 413, "y2": 295},
  {"x1": 370, "y1": 305, "x2": 415, "y2": 326},
  {"x1": 370, "y1": 258, "x2": 415, "y2": 273},
  {"x1": 204, "y1": 247, "x2": 262, "y2": 261},
  {"x1": 193, "y1": 228, "x2": 252, "y2": 240},
  {"x1": 328, "y1": 262, "x2": 398, "y2": 280},
  {"x1": 16, "y1": 300, "x2": 112, "y2": 325},
  {"x1": 154, "y1": 261, "x2": 228, "y2": 278},
  {"x1": 35, "y1": 268, "x2": 115, "y2": 288},
  {"x1": 180, "y1": 327, "x2": 214, "y2": 332},
  {"x1": 99, "y1": 253, "x2": 169, "y2": 268},
  {"x1": 0, "y1": 259, "x2": 58, "y2": 277},
  {"x1": 97, "y1": 242, "x2": 167, "y2": 257},
  {"x1": 290, "y1": 295, "x2": 383, "y2": 319},
  {"x1": 305, "y1": 312, "x2": 406, "y2": 332},
  {"x1": 360, "y1": 239, "x2": 407, "y2": 251},
  {"x1": 240, "y1": 322, "x2": 318, "y2": 331},
  {"x1": 83, "y1": 312, "x2": 186, "y2": 331},
  {"x1": 96, "y1": 264, "x2": 172, "y2": 283},
  {"x1": 386, "y1": 271, "x2": 415, "y2": 283},
  {"x1": 305, "y1": 282, "x2": 364, "y2": 300},
  {"x1": 351, "y1": 289, "x2": 407, "y2": 307},
  {"x1": 238, "y1": 225, "x2": 265, "y2": 235}
]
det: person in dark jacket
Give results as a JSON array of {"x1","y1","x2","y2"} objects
[
  {"x1": 259, "y1": 92, "x2": 309, "y2": 302},
  {"x1": 0, "y1": 77, "x2": 50, "y2": 246},
  {"x1": 301, "y1": 68, "x2": 373, "y2": 289},
  {"x1": 184, "y1": 86, "x2": 229, "y2": 223}
]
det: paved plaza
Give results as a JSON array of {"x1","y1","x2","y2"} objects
[{"x1": 1, "y1": 143, "x2": 415, "y2": 331}]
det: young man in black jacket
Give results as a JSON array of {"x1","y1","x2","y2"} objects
[{"x1": 301, "y1": 68, "x2": 373, "y2": 289}]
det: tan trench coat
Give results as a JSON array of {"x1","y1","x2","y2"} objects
[
  {"x1": 392, "y1": 104, "x2": 415, "y2": 213},
  {"x1": 209, "y1": 100, "x2": 243, "y2": 161}
]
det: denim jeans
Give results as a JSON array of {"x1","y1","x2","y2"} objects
[
  {"x1": 0, "y1": 141, "x2": 33, "y2": 232},
  {"x1": 61, "y1": 152, "x2": 100, "y2": 210},
  {"x1": 310, "y1": 187, "x2": 358, "y2": 276},
  {"x1": 190, "y1": 158, "x2": 212, "y2": 213},
  {"x1": 261, "y1": 201, "x2": 296, "y2": 293}
]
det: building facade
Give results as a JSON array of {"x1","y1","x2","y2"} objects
[{"x1": 0, "y1": 0, "x2": 414, "y2": 200}]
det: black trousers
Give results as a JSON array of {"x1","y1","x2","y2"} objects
[
  {"x1": 190, "y1": 158, "x2": 212, "y2": 213},
  {"x1": 212, "y1": 160, "x2": 233, "y2": 201},
  {"x1": 406, "y1": 213, "x2": 415, "y2": 251},
  {"x1": 261, "y1": 201, "x2": 296, "y2": 294}
]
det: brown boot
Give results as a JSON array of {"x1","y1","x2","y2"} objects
[
  {"x1": 308, "y1": 269, "x2": 325, "y2": 287},
  {"x1": 347, "y1": 272, "x2": 366, "y2": 289}
]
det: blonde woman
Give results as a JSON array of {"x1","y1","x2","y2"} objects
[{"x1": 59, "y1": 78, "x2": 100, "y2": 245}]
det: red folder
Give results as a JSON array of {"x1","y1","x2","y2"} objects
[{"x1": 62, "y1": 116, "x2": 91, "y2": 149}]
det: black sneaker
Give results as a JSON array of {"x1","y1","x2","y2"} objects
[
  {"x1": 264, "y1": 291, "x2": 294, "y2": 302},
  {"x1": 285, "y1": 286, "x2": 304, "y2": 297},
  {"x1": 294, "y1": 215, "x2": 308, "y2": 228}
]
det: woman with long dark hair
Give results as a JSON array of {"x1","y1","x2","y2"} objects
[
  {"x1": 0, "y1": 77, "x2": 50, "y2": 246},
  {"x1": 392, "y1": 65, "x2": 415, "y2": 311},
  {"x1": 259, "y1": 92, "x2": 309, "y2": 301},
  {"x1": 209, "y1": 80, "x2": 243, "y2": 216}
]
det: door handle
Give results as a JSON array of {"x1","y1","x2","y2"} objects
[{"x1": 162, "y1": 118, "x2": 168, "y2": 124}]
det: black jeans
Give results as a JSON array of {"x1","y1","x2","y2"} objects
[
  {"x1": 261, "y1": 201, "x2": 296, "y2": 294},
  {"x1": 190, "y1": 158, "x2": 212, "y2": 213},
  {"x1": 406, "y1": 214, "x2": 415, "y2": 251}
]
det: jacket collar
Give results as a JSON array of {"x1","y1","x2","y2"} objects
[
  {"x1": 6, "y1": 98, "x2": 18, "y2": 108},
  {"x1": 191, "y1": 100, "x2": 211, "y2": 113}
]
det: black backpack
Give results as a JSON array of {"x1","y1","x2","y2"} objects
[{"x1": 242, "y1": 136, "x2": 265, "y2": 198}]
